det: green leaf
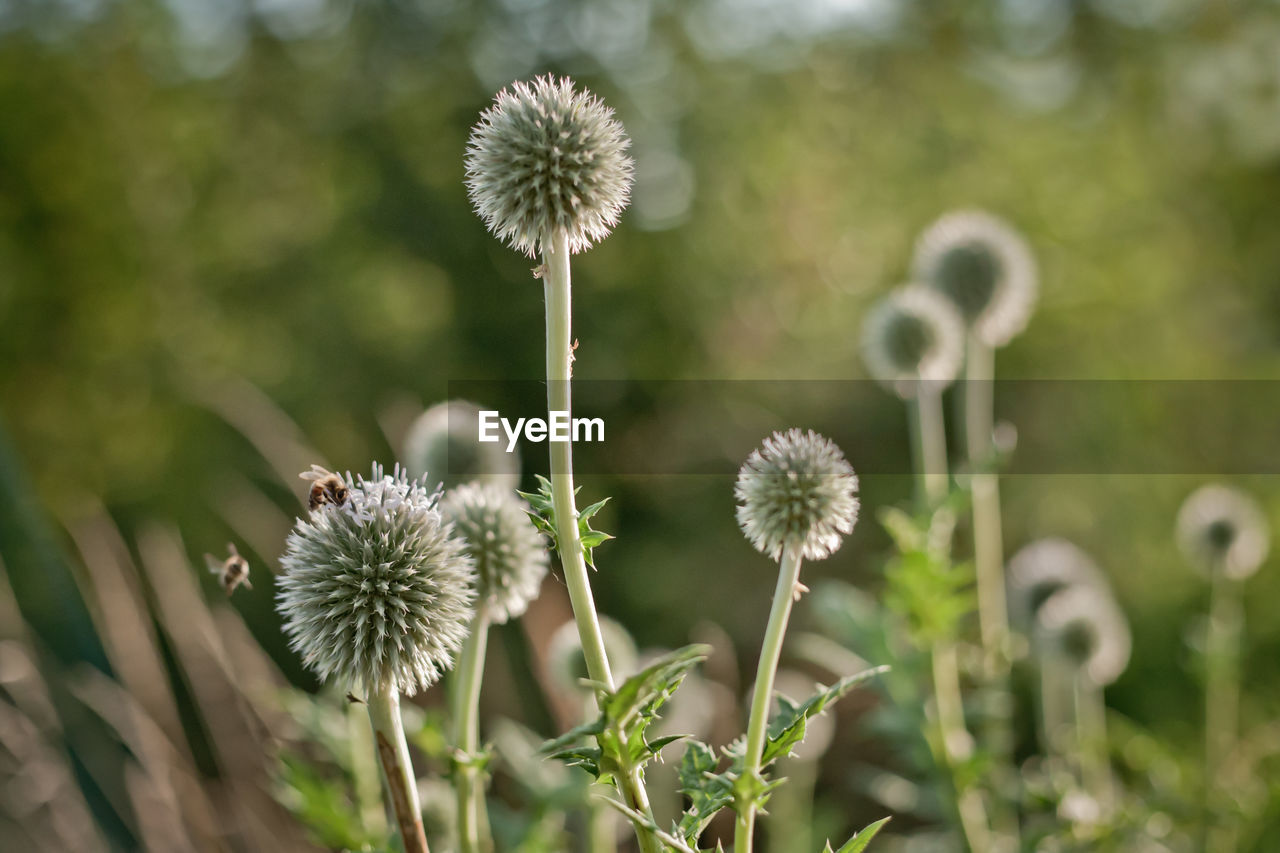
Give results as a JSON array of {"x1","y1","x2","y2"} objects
[
  {"x1": 827, "y1": 816, "x2": 891, "y2": 853},
  {"x1": 761, "y1": 666, "x2": 890, "y2": 766},
  {"x1": 538, "y1": 717, "x2": 606, "y2": 756},
  {"x1": 603, "y1": 644, "x2": 709, "y2": 728},
  {"x1": 676, "y1": 740, "x2": 734, "y2": 840}
]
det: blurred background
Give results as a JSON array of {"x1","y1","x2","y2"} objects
[{"x1": 3, "y1": 0, "x2": 1280, "y2": 850}]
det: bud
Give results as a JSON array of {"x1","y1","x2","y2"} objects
[
  {"x1": 1034, "y1": 585, "x2": 1131, "y2": 687},
  {"x1": 1176, "y1": 484, "x2": 1270, "y2": 580},
  {"x1": 402, "y1": 400, "x2": 520, "y2": 491},
  {"x1": 466, "y1": 75, "x2": 634, "y2": 256},
  {"x1": 277, "y1": 464, "x2": 476, "y2": 695},
  {"x1": 735, "y1": 429, "x2": 859, "y2": 562},
  {"x1": 860, "y1": 286, "x2": 965, "y2": 399},
  {"x1": 440, "y1": 482, "x2": 549, "y2": 624},
  {"x1": 912, "y1": 210, "x2": 1038, "y2": 347}
]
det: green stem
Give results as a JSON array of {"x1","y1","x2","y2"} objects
[
  {"x1": 735, "y1": 543, "x2": 805, "y2": 853},
  {"x1": 367, "y1": 686, "x2": 429, "y2": 853},
  {"x1": 453, "y1": 603, "x2": 492, "y2": 853},
  {"x1": 542, "y1": 230, "x2": 660, "y2": 853},
  {"x1": 1073, "y1": 671, "x2": 1109, "y2": 804},
  {"x1": 1205, "y1": 570, "x2": 1243, "y2": 852},
  {"x1": 910, "y1": 387, "x2": 949, "y2": 506}
]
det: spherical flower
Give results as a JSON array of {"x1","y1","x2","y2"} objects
[
  {"x1": 1006, "y1": 538, "x2": 1108, "y2": 633},
  {"x1": 1034, "y1": 585, "x2": 1131, "y2": 687},
  {"x1": 860, "y1": 285, "x2": 965, "y2": 399},
  {"x1": 735, "y1": 429, "x2": 859, "y2": 562},
  {"x1": 440, "y1": 482, "x2": 549, "y2": 624},
  {"x1": 277, "y1": 464, "x2": 476, "y2": 695},
  {"x1": 912, "y1": 210, "x2": 1038, "y2": 348},
  {"x1": 1176, "y1": 484, "x2": 1270, "y2": 580},
  {"x1": 465, "y1": 75, "x2": 634, "y2": 256},
  {"x1": 403, "y1": 400, "x2": 520, "y2": 492},
  {"x1": 546, "y1": 616, "x2": 638, "y2": 699}
]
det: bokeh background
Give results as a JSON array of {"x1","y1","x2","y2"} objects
[{"x1": 3, "y1": 0, "x2": 1280, "y2": 849}]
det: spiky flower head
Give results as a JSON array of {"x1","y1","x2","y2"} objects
[
  {"x1": 736, "y1": 429, "x2": 859, "y2": 562},
  {"x1": 1176, "y1": 484, "x2": 1270, "y2": 580},
  {"x1": 277, "y1": 464, "x2": 476, "y2": 696},
  {"x1": 403, "y1": 400, "x2": 520, "y2": 492},
  {"x1": 1034, "y1": 585, "x2": 1131, "y2": 687},
  {"x1": 546, "y1": 616, "x2": 638, "y2": 699},
  {"x1": 465, "y1": 75, "x2": 634, "y2": 257},
  {"x1": 440, "y1": 482, "x2": 548, "y2": 625},
  {"x1": 1006, "y1": 538, "x2": 1108, "y2": 633},
  {"x1": 912, "y1": 210, "x2": 1038, "y2": 348},
  {"x1": 860, "y1": 285, "x2": 965, "y2": 399}
]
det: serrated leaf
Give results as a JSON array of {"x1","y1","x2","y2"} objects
[
  {"x1": 539, "y1": 717, "x2": 606, "y2": 756},
  {"x1": 676, "y1": 740, "x2": 734, "y2": 840},
  {"x1": 829, "y1": 816, "x2": 891, "y2": 853},
  {"x1": 761, "y1": 666, "x2": 890, "y2": 766},
  {"x1": 603, "y1": 644, "x2": 709, "y2": 728}
]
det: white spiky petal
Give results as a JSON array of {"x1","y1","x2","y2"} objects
[
  {"x1": 861, "y1": 285, "x2": 966, "y2": 399},
  {"x1": 735, "y1": 429, "x2": 860, "y2": 562},
  {"x1": 1034, "y1": 585, "x2": 1131, "y2": 687},
  {"x1": 277, "y1": 464, "x2": 476, "y2": 695},
  {"x1": 1006, "y1": 538, "x2": 1108, "y2": 632},
  {"x1": 403, "y1": 399, "x2": 521, "y2": 491},
  {"x1": 1176, "y1": 484, "x2": 1270, "y2": 580},
  {"x1": 466, "y1": 75, "x2": 634, "y2": 256},
  {"x1": 912, "y1": 210, "x2": 1038, "y2": 348},
  {"x1": 440, "y1": 482, "x2": 549, "y2": 624}
]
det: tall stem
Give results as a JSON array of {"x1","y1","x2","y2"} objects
[
  {"x1": 1205, "y1": 570, "x2": 1243, "y2": 852},
  {"x1": 735, "y1": 544, "x2": 805, "y2": 853},
  {"x1": 453, "y1": 603, "x2": 492, "y2": 853},
  {"x1": 909, "y1": 389, "x2": 991, "y2": 852},
  {"x1": 367, "y1": 686, "x2": 429, "y2": 853},
  {"x1": 1073, "y1": 671, "x2": 1109, "y2": 804},
  {"x1": 542, "y1": 230, "x2": 660, "y2": 853}
]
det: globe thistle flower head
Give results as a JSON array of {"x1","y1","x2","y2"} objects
[
  {"x1": 403, "y1": 400, "x2": 520, "y2": 492},
  {"x1": 440, "y1": 482, "x2": 549, "y2": 624},
  {"x1": 860, "y1": 286, "x2": 965, "y2": 399},
  {"x1": 1006, "y1": 538, "x2": 1108, "y2": 632},
  {"x1": 1176, "y1": 484, "x2": 1270, "y2": 580},
  {"x1": 912, "y1": 210, "x2": 1038, "y2": 347},
  {"x1": 546, "y1": 616, "x2": 638, "y2": 699},
  {"x1": 1034, "y1": 585, "x2": 1131, "y2": 687},
  {"x1": 736, "y1": 429, "x2": 859, "y2": 562},
  {"x1": 466, "y1": 75, "x2": 634, "y2": 257},
  {"x1": 277, "y1": 464, "x2": 476, "y2": 696}
]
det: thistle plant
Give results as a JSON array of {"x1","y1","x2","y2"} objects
[
  {"x1": 1033, "y1": 584, "x2": 1131, "y2": 805},
  {"x1": 404, "y1": 399, "x2": 521, "y2": 491},
  {"x1": 733, "y1": 428, "x2": 859, "y2": 853},
  {"x1": 465, "y1": 75, "x2": 663, "y2": 852},
  {"x1": 277, "y1": 464, "x2": 477, "y2": 853},
  {"x1": 1177, "y1": 484, "x2": 1270, "y2": 852},
  {"x1": 861, "y1": 286, "x2": 991, "y2": 848},
  {"x1": 441, "y1": 482, "x2": 549, "y2": 853}
]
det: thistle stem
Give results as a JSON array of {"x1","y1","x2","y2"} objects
[
  {"x1": 1205, "y1": 569, "x2": 1243, "y2": 852},
  {"x1": 735, "y1": 543, "x2": 805, "y2": 853},
  {"x1": 367, "y1": 686, "x2": 429, "y2": 853},
  {"x1": 909, "y1": 387, "x2": 949, "y2": 507},
  {"x1": 1073, "y1": 671, "x2": 1110, "y2": 804},
  {"x1": 542, "y1": 230, "x2": 660, "y2": 853},
  {"x1": 453, "y1": 603, "x2": 492, "y2": 853}
]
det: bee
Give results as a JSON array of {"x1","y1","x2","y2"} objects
[
  {"x1": 301, "y1": 465, "x2": 348, "y2": 511},
  {"x1": 205, "y1": 543, "x2": 252, "y2": 595}
]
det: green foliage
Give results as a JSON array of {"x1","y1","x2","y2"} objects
[
  {"x1": 518, "y1": 475, "x2": 614, "y2": 570},
  {"x1": 879, "y1": 502, "x2": 974, "y2": 645},
  {"x1": 823, "y1": 816, "x2": 891, "y2": 853}
]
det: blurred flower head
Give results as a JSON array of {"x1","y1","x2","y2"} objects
[
  {"x1": 912, "y1": 210, "x2": 1038, "y2": 348},
  {"x1": 861, "y1": 285, "x2": 965, "y2": 399},
  {"x1": 546, "y1": 616, "x2": 638, "y2": 699},
  {"x1": 736, "y1": 428, "x2": 859, "y2": 562},
  {"x1": 1176, "y1": 484, "x2": 1270, "y2": 580},
  {"x1": 466, "y1": 75, "x2": 634, "y2": 256},
  {"x1": 277, "y1": 464, "x2": 476, "y2": 695},
  {"x1": 440, "y1": 482, "x2": 548, "y2": 624},
  {"x1": 1006, "y1": 538, "x2": 1108, "y2": 633},
  {"x1": 402, "y1": 400, "x2": 520, "y2": 492},
  {"x1": 1034, "y1": 585, "x2": 1131, "y2": 686}
]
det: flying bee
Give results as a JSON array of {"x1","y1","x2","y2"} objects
[
  {"x1": 301, "y1": 465, "x2": 348, "y2": 511},
  {"x1": 205, "y1": 543, "x2": 252, "y2": 595}
]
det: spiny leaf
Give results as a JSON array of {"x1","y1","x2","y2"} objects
[
  {"x1": 762, "y1": 666, "x2": 890, "y2": 766},
  {"x1": 538, "y1": 717, "x2": 606, "y2": 756},
  {"x1": 603, "y1": 644, "x2": 710, "y2": 727},
  {"x1": 825, "y1": 816, "x2": 891, "y2": 853}
]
